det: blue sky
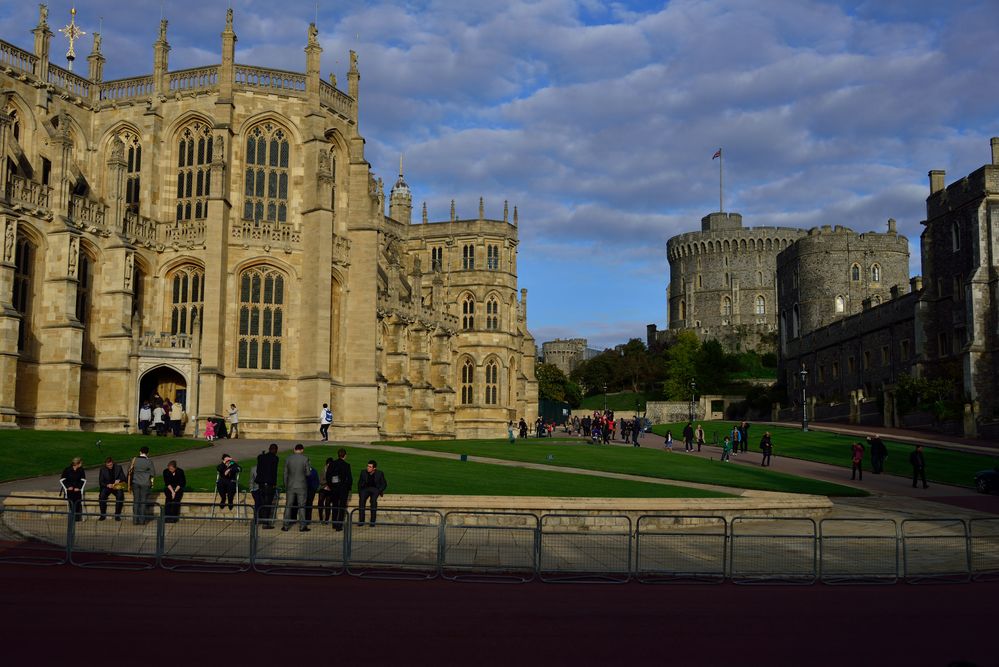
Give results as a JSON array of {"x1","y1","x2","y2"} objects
[{"x1": 3, "y1": 0, "x2": 998, "y2": 349}]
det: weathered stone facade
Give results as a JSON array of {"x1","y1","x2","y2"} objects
[
  {"x1": 540, "y1": 338, "x2": 596, "y2": 375},
  {"x1": 0, "y1": 8, "x2": 537, "y2": 439},
  {"x1": 666, "y1": 211, "x2": 805, "y2": 353}
]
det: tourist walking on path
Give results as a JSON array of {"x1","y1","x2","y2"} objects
[
  {"x1": 682, "y1": 422, "x2": 694, "y2": 452},
  {"x1": 721, "y1": 437, "x2": 732, "y2": 462},
  {"x1": 282, "y1": 444, "x2": 311, "y2": 532},
  {"x1": 129, "y1": 446, "x2": 156, "y2": 525},
  {"x1": 152, "y1": 404, "x2": 166, "y2": 436},
  {"x1": 739, "y1": 421, "x2": 751, "y2": 453},
  {"x1": 850, "y1": 441, "x2": 865, "y2": 481},
  {"x1": 162, "y1": 461, "x2": 186, "y2": 523},
  {"x1": 910, "y1": 445, "x2": 929, "y2": 489},
  {"x1": 170, "y1": 401, "x2": 185, "y2": 437},
  {"x1": 330, "y1": 448, "x2": 352, "y2": 531},
  {"x1": 60, "y1": 457, "x2": 86, "y2": 521},
  {"x1": 869, "y1": 435, "x2": 888, "y2": 474},
  {"x1": 695, "y1": 424, "x2": 704, "y2": 452},
  {"x1": 97, "y1": 457, "x2": 126, "y2": 520},
  {"x1": 228, "y1": 404, "x2": 240, "y2": 439},
  {"x1": 357, "y1": 460, "x2": 387, "y2": 527},
  {"x1": 760, "y1": 432, "x2": 773, "y2": 467},
  {"x1": 664, "y1": 431, "x2": 673, "y2": 452},
  {"x1": 319, "y1": 403, "x2": 333, "y2": 441}
]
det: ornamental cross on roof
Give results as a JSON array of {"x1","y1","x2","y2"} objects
[{"x1": 58, "y1": 7, "x2": 86, "y2": 71}]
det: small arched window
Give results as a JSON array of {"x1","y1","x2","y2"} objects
[
  {"x1": 952, "y1": 222, "x2": 960, "y2": 251},
  {"x1": 485, "y1": 360, "x2": 499, "y2": 405},
  {"x1": 755, "y1": 295, "x2": 765, "y2": 316},
  {"x1": 792, "y1": 304, "x2": 800, "y2": 338},
  {"x1": 679, "y1": 300, "x2": 687, "y2": 320},
  {"x1": 722, "y1": 296, "x2": 732, "y2": 316},
  {"x1": 460, "y1": 359, "x2": 474, "y2": 405},
  {"x1": 486, "y1": 297, "x2": 499, "y2": 330},
  {"x1": 462, "y1": 244, "x2": 475, "y2": 270},
  {"x1": 871, "y1": 264, "x2": 881, "y2": 282},
  {"x1": 851, "y1": 264, "x2": 861, "y2": 281},
  {"x1": 462, "y1": 294, "x2": 475, "y2": 330},
  {"x1": 835, "y1": 295, "x2": 845, "y2": 313}
]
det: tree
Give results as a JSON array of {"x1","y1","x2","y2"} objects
[
  {"x1": 536, "y1": 363, "x2": 569, "y2": 402},
  {"x1": 662, "y1": 330, "x2": 700, "y2": 400}
]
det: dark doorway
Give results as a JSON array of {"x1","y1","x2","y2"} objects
[{"x1": 139, "y1": 366, "x2": 187, "y2": 410}]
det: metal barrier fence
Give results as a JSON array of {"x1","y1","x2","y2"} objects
[
  {"x1": 345, "y1": 508, "x2": 443, "y2": 579},
  {"x1": 0, "y1": 496, "x2": 72, "y2": 566},
  {"x1": 539, "y1": 514, "x2": 632, "y2": 583},
  {"x1": 160, "y1": 503, "x2": 254, "y2": 573},
  {"x1": 901, "y1": 519, "x2": 970, "y2": 583},
  {"x1": 253, "y1": 504, "x2": 346, "y2": 576},
  {"x1": 730, "y1": 517, "x2": 817, "y2": 584},
  {"x1": 635, "y1": 515, "x2": 727, "y2": 583},
  {"x1": 443, "y1": 511, "x2": 539, "y2": 583},
  {"x1": 819, "y1": 518, "x2": 898, "y2": 584},
  {"x1": 4, "y1": 494, "x2": 999, "y2": 586},
  {"x1": 969, "y1": 518, "x2": 999, "y2": 582}
]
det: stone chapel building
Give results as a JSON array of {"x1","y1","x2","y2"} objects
[{"x1": 0, "y1": 7, "x2": 538, "y2": 439}]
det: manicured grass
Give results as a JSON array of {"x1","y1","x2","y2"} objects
[
  {"x1": 652, "y1": 421, "x2": 999, "y2": 489},
  {"x1": 181, "y1": 445, "x2": 726, "y2": 498},
  {"x1": 578, "y1": 392, "x2": 652, "y2": 412},
  {"x1": 376, "y1": 439, "x2": 865, "y2": 497},
  {"x1": 0, "y1": 430, "x2": 209, "y2": 482}
]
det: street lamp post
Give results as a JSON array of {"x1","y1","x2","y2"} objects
[
  {"x1": 689, "y1": 380, "x2": 696, "y2": 423},
  {"x1": 799, "y1": 366, "x2": 809, "y2": 432},
  {"x1": 603, "y1": 384, "x2": 608, "y2": 414}
]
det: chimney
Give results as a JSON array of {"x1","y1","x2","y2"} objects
[
  {"x1": 887, "y1": 218, "x2": 897, "y2": 234},
  {"x1": 992, "y1": 137, "x2": 999, "y2": 165},
  {"x1": 910, "y1": 276, "x2": 923, "y2": 292},
  {"x1": 928, "y1": 170, "x2": 946, "y2": 195}
]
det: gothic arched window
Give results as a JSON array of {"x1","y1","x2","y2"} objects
[
  {"x1": 12, "y1": 235, "x2": 33, "y2": 351},
  {"x1": 679, "y1": 299, "x2": 686, "y2": 320},
  {"x1": 238, "y1": 266, "x2": 285, "y2": 370},
  {"x1": 487, "y1": 244, "x2": 500, "y2": 270},
  {"x1": 176, "y1": 123, "x2": 211, "y2": 222},
  {"x1": 244, "y1": 123, "x2": 289, "y2": 224},
  {"x1": 462, "y1": 244, "x2": 475, "y2": 270},
  {"x1": 755, "y1": 295, "x2": 765, "y2": 316},
  {"x1": 722, "y1": 296, "x2": 732, "y2": 316},
  {"x1": 485, "y1": 360, "x2": 499, "y2": 405},
  {"x1": 460, "y1": 358, "x2": 474, "y2": 405},
  {"x1": 871, "y1": 264, "x2": 881, "y2": 282},
  {"x1": 115, "y1": 130, "x2": 143, "y2": 212},
  {"x1": 851, "y1": 263, "x2": 861, "y2": 281},
  {"x1": 431, "y1": 246, "x2": 443, "y2": 271},
  {"x1": 486, "y1": 296, "x2": 499, "y2": 330},
  {"x1": 169, "y1": 265, "x2": 204, "y2": 336},
  {"x1": 462, "y1": 294, "x2": 475, "y2": 330},
  {"x1": 835, "y1": 295, "x2": 845, "y2": 313}
]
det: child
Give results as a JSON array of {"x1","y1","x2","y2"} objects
[
  {"x1": 664, "y1": 431, "x2": 673, "y2": 452},
  {"x1": 721, "y1": 436, "x2": 732, "y2": 462},
  {"x1": 204, "y1": 418, "x2": 216, "y2": 442}
]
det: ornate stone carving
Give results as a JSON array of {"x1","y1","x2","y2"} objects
[
  {"x1": 123, "y1": 251, "x2": 134, "y2": 291},
  {"x1": 67, "y1": 235, "x2": 79, "y2": 278},
  {"x1": 213, "y1": 133, "x2": 224, "y2": 163},
  {"x1": 109, "y1": 136, "x2": 124, "y2": 162},
  {"x1": 2, "y1": 219, "x2": 15, "y2": 263}
]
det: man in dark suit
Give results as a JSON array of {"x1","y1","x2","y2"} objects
[
  {"x1": 357, "y1": 459, "x2": 387, "y2": 527},
  {"x1": 910, "y1": 445, "x2": 929, "y2": 489},
  {"x1": 97, "y1": 457, "x2": 126, "y2": 521},
  {"x1": 256, "y1": 443, "x2": 279, "y2": 526},
  {"x1": 329, "y1": 448, "x2": 353, "y2": 531},
  {"x1": 869, "y1": 435, "x2": 888, "y2": 474}
]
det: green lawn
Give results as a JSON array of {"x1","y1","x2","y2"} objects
[
  {"x1": 375, "y1": 438, "x2": 865, "y2": 497},
  {"x1": 182, "y1": 445, "x2": 726, "y2": 498},
  {"x1": 0, "y1": 430, "x2": 209, "y2": 482},
  {"x1": 652, "y1": 421, "x2": 999, "y2": 489}
]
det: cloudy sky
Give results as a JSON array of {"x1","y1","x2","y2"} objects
[{"x1": 3, "y1": 1, "x2": 998, "y2": 349}]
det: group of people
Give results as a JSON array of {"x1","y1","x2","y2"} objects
[
  {"x1": 137, "y1": 394, "x2": 186, "y2": 437},
  {"x1": 849, "y1": 436, "x2": 929, "y2": 488},
  {"x1": 59, "y1": 446, "x2": 159, "y2": 523}
]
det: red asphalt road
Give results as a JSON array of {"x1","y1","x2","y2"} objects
[{"x1": 0, "y1": 564, "x2": 994, "y2": 666}]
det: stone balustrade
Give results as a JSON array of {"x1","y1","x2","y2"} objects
[
  {"x1": 319, "y1": 80, "x2": 355, "y2": 117},
  {"x1": 168, "y1": 66, "x2": 220, "y2": 94},
  {"x1": 164, "y1": 222, "x2": 206, "y2": 246},
  {"x1": 231, "y1": 220, "x2": 301, "y2": 246},
  {"x1": 140, "y1": 331, "x2": 193, "y2": 351},
  {"x1": 99, "y1": 75, "x2": 155, "y2": 102},
  {"x1": 47, "y1": 63, "x2": 91, "y2": 98},
  {"x1": 234, "y1": 64, "x2": 306, "y2": 94},
  {"x1": 68, "y1": 194, "x2": 108, "y2": 231},
  {"x1": 5, "y1": 174, "x2": 51, "y2": 210},
  {"x1": 0, "y1": 39, "x2": 37, "y2": 77},
  {"x1": 122, "y1": 210, "x2": 160, "y2": 246}
]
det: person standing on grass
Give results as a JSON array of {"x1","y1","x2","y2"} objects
[
  {"x1": 97, "y1": 457, "x2": 126, "y2": 521},
  {"x1": 162, "y1": 461, "x2": 186, "y2": 523},
  {"x1": 910, "y1": 446, "x2": 929, "y2": 489},
  {"x1": 282, "y1": 444, "x2": 311, "y2": 532},
  {"x1": 508, "y1": 422, "x2": 515, "y2": 444},
  {"x1": 330, "y1": 448, "x2": 353, "y2": 531},
  {"x1": 357, "y1": 459, "x2": 387, "y2": 527},
  {"x1": 721, "y1": 436, "x2": 732, "y2": 462},
  {"x1": 850, "y1": 441, "x2": 865, "y2": 481},
  {"x1": 869, "y1": 435, "x2": 888, "y2": 474},
  {"x1": 683, "y1": 422, "x2": 694, "y2": 452},
  {"x1": 760, "y1": 432, "x2": 773, "y2": 467},
  {"x1": 60, "y1": 457, "x2": 86, "y2": 522},
  {"x1": 319, "y1": 403, "x2": 333, "y2": 442},
  {"x1": 695, "y1": 424, "x2": 705, "y2": 452},
  {"x1": 129, "y1": 446, "x2": 156, "y2": 525}
]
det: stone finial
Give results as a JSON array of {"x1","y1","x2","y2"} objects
[
  {"x1": 349, "y1": 50, "x2": 358, "y2": 74},
  {"x1": 503, "y1": 200, "x2": 508, "y2": 223},
  {"x1": 422, "y1": 201, "x2": 427, "y2": 224},
  {"x1": 991, "y1": 137, "x2": 999, "y2": 166},
  {"x1": 450, "y1": 199, "x2": 456, "y2": 222},
  {"x1": 887, "y1": 218, "x2": 897, "y2": 234},
  {"x1": 308, "y1": 22, "x2": 319, "y2": 47},
  {"x1": 91, "y1": 31, "x2": 101, "y2": 54},
  {"x1": 513, "y1": 205, "x2": 518, "y2": 226},
  {"x1": 329, "y1": 72, "x2": 337, "y2": 87},
  {"x1": 225, "y1": 7, "x2": 234, "y2": 31},
  {"x1": 478, "y1": 197, "x2": 484, "y2": 219},
  {"x1": 158, "y1": 19, "x2": 168, "y2": 43},
  {"x1": 929, "y1": 170, "x2": 945, "y2": 195}
]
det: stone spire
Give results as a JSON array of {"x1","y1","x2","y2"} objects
[
  {"x1": 389, "y1": 154, "x2": 412, "y2": 224},
  {"x1": 87, "y1": 29, "x2": 104, "y2": 83},
  {"x1": 33, "y1": 4, "x2": 53, "y2": 82},
  {"x1": 219, "y1": 8, "x2": 236, "y2": 100},
  {"x1": 422, "y1": 202, "x2": 427, "y2": 224},
  {"x1": 513, "y1": 205, "x2": 518, "y2": 226},
  {"x1": 503, "y1": 200, "x2": 509, "y2": 223},
  {"x1": 153, "y1": 19, "x2": 170, "y2": 96},
  {"x1": 478, "y1": 197, "x2": 484, "y2": 220}
]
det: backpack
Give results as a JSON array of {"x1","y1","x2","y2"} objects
[{"x1": 324, "y1": 408, "x2": 333, "y2": 423}]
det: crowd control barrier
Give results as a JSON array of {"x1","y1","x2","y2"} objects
[
  {"x1": 0, "y1": 496, "x2": 72, "y2": 566},
  {"x1": 442, "y1": 511, "x2": 539, "y2": 583},
  {"x1": 969, "y1": 518, "x2": 999, "y2": 582},
  {"x1": 69, "y1": 505, "x2": 162, "y2": 569},
  {"x1": 634, "y1": 515, "x2": 727, "y2": 583},
  {"x1": 345, "y1": 508, "x2": 443, "y2": 579},
  {"x1": 819, "y1": 518, "x2": 898, "y2": 584},
  {"x1": 730, "y1": 517, "x2": 817, "y2": 584},
  {"x1": 159, "y1": 503, "x2": 254, "y2": 572},
  {"x1": 253, "y1": 504, "x2": 346, "y2": 576},
  {"x1": 901, "y1": 519, "x2": 970, "y2": 583},
  {"x1": 538, "y1": 514, "x2": 631, "y2": 583}
]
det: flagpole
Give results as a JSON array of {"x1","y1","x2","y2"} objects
[{"x1": 719, "y1": 148, "x2": 724, "y2": 213}]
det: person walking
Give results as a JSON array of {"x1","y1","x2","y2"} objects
[
  {"x1": 664, "y1": 431, "x2": 673, "y2": 453},
  {"x1": 152, "y1": 403, "x2": 166, "y2": 436},
  {"x1": 138, "y1": 402, "x2": 152, "y2": 436},
  {"x1": 682, "y1": 422, "x2": 694, "y2": 452},
  {"x1": 227, "y1": 404, "x2": 240, "y2": 439},
  {"x1": 329, "y1": 448, "x2": 353, "y2": 531},
  {"x1": 695, "y1": 424, "x2": 705, "y2": 452},
  {"x1": 869, "y1": 435, "x2": 888, "y2": 474},
  {"x1": 910, "y1": 445, "x2": 929, "y2": 489},
  {"x1": 162, "y1": 461, "x2": 186, "y2": 523},
  {"x1": 850, "y1": 441, "x2": 865, "y2": 481},
  {"x1": 721, "y1": 436, "x2": 732, "y2": 462},
  {"x1": 357, "y1": 460, "x2": 387, "y2": 527},
  {"x1": 97, "y1": 457, "x2": 126, "y2": 521},
  {"x1": 739, "y1": 421, "x2": 751, "y2": 454},
  {"x1": 319, "y1": 403, "x2": 333, "y2": 442},
  {"x1": 760, "y1": 432, "x2": 773, "y2": 467},
  {"x1": 282, "y1": 444, "x2": 311, "y2": 532},
  {"x1": 731, "y1": 425, "x2": 741, "y2": 456},
  {"x1": 170, "y1": 400, "x2": 185, "y2": 437},
  {"x1": 507, "y1": 422, "x2": 515, "y2": 444},
  {"x1": 60, "y1": 457, "x2": 86, "y2": 522},
  {"x1": 256, "y1": 444, "x2": 279, "y2": 527},
  {"x1": 215, "y1": 454, "x2": 241, "y2": 510},
  {"x1": 128, "y1": 446, "x2": 156, "y2": 525}
]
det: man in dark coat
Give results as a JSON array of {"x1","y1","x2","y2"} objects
[
  {"x1": 357, "y1": 459, "x2": 387, "y2": 527},
  {"x1": 255, "y1": 444, "x2": 279, "y2": 526},
  {"x1": 869, "y1": 435, "x2": 888, "y2": 474},
  {"x1": 910, "y1": 445, "x2": 929, "y2": 489},
  {"x1": 97, "y1": 457, "x2": 127, "y2": 520},
  {"x1": 682, "y1": 422, "x2": 695, "y2": 452},
  {"x1": 329, "y1": 448, "x2": 353, "y2": 531},
  {"x1": 60, "y1": 457, "x2": 87, "y2": 522}
]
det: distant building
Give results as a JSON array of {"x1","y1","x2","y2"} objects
[{"x1": 541, "y1": 338, "x2": 599, "y2": 375}]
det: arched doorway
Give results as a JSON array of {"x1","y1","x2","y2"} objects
[{"x1": 139, "y1": 366, "x2": 188, "y2": 411}]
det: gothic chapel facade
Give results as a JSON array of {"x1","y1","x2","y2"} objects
[{"x1": 0, "y1": 8, "x2": 538, "y2": 439}]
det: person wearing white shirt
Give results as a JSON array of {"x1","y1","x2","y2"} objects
[
  {"x1": 228, "y1": 404, "x2": 239, "y2": 439},
  {"x1": 152, "y1": 404, "x2": 166, "y2": 436},
  {"x1": 170, "y1": 401, "x2": 185, "y2": 437},
  {"x1": 319, "y1": 403, "x2": 333, "y2": 441},
  {"x1": 138, "y1": 402, "x2": 152, "y2": 435}
]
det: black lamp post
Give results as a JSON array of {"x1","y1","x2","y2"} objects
[
  {"x1": 689, "y1": 380, "x2": 696, "y2": 423},
  {"x1": 603, "y1": 383, "x2": 608, "y2": 414},
  {"x1": 799, "y1": 366, "x2": 809, "y2": 432}
]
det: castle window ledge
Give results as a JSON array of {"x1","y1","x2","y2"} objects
[
  {"x1": 231, "y1": 220, "x2": 301, "y2": 247},
  {"x1": 164, "y1": 222, "x2": 206, "y2": 247},
  {"x1": 5, "y1": 174, "x2": 52, "y2": 212},
  {"x1": 138, "y1": 333, "x2": 194, "y2": 358},
  {"x1": 233, "y1": 370, "x2": 289, "y2": 380}
]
